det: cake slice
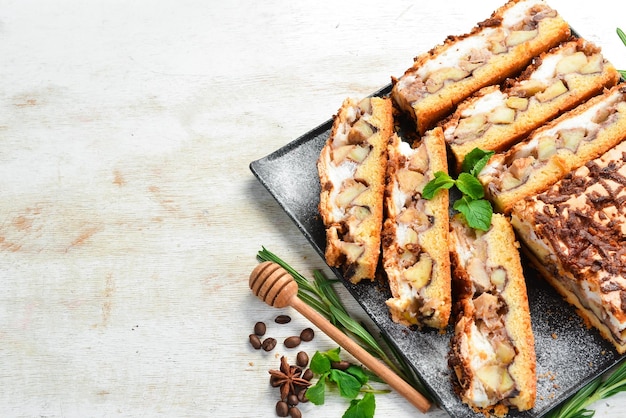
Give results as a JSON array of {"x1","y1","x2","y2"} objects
[
  {"x1": 382, "y1": 127, "x2": 451, "y2": 329},
  {"x1": 444, "y1": 37, "x2": 620, "y2": 170},
  {"x1": 479, "y1": 84, "x2": 626, "y2": 213},
  {"x1": 510, "y1": 139, "x2": 626, "y2": 353},
  {"x1": 448, "y1": 213, "x2": 536, "y2": 415},
  {"x1": 391, "y1": 0, "x2": 570, "y2": 135},
  {"x1": 317, "y1": 96, "x2": 393, "y2": 283}
]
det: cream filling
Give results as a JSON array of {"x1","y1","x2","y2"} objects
[
  {"x1": 465, "y1": 323, "x2": 496, "y2": 407},
  {"x1": 501, "y1": 0, "x2": 546, "y2": 27},
  {"x1": 396, "y1": 74, "x2": 418, "y2": 93},
  {"x1": 510, "y1": 214, "x2": 553, "y2": 264},
  {"x1": 527, "y1": 49, "x2": 563, "y2": 82},
  {"x1": 577, "y1": 276, "x2": 626, "y2": 343},
  {"x1": 331, "y1": 108, "x2": 358, "y2": 147},
  {"x1": 326, "y1": 154, "x2": 358, "y2": 221},
  {"x1": 461, "y1": 90, "x2": 506, "y2": 118},
  {"x1": 325, "y1": 104, "x2": 364, "y2": 221},
  {"x1": 389, "y1": 274, "x2": 418, "y2": 312},
  {"x1": 391, "y1": 140, "x2": 427, "y2": 236},
  {"x1": 395, "y1": 221, "x2": 412, "y2": 248},
  {"x1": 415, "y1": 28, "x2": 497, "y2": 80},
  {"x1": 391, "y1": 141, "x2": 414, "y2": 214},
  {"x1": 386, "y1": 141, "x2": 433, "y2": 315},
  {"x1": 536, "y1": 97, "x2": 612, "y2": 137}
]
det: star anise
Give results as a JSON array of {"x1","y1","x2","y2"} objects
[{"x1": 268, "y1": 356, "x2": 311, "y2": 400}]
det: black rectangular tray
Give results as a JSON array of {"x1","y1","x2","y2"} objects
[{"x1": 249, "y1": 84, "x2": 624, "y2": 417}]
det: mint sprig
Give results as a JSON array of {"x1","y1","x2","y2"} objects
[
  {"x1": 306, "y1": 348, "x2": 385, "y2": 418},
  {"x1": 422, "y1": 148, "x2": 494, "y2": 231}
]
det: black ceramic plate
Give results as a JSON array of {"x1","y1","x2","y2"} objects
[{"x1": 249, "y1": 84, "x2": 624, "y2": 417}]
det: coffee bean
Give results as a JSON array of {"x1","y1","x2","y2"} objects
[
  {"x1": 269, "y1": 375, "x2": 282, "y2": 388},
  {"x1": 302, "y1": 368, "x2": 313, "y2": 381},
  {"x1": 296, "y1": 351, "x2": 309, "y2": 367},
  {"x1": 249, "y1": 334, "x2": 261, "y2": 350},
  {"x1": 287, "y1": 394, "x2": 299, "y2": 406},
  {"x1": 297, "y1": 387, "x2": 309, "y2": 403},
  {"x1": 275, "y1": 315, "x2": 292, "y2": 324},
  {"x1": 284, "y1": 336, "x2": 301, "y2": 349},
  {"x1": 331, "y1": 360, "x2": 351, "y2": 371},
  {"x1": 254, "y1": 321, "x2": 266, "y2": 336},
  {"x1": 299, "y1": 327, "x2": 314, "y2": 342},
  {"x1": 289, "y1": 406, "x2": 302, "y2": 418},
  {"x1": 262, "y1": 337, "x2": 277, "y2": 352},
  {"x1": 276, "y1": 400, "x2": 289, "y2": 417}
]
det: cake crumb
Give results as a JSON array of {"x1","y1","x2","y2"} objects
[{"x1": 539, "y1": 371, "x2": 557, "y2": 381}]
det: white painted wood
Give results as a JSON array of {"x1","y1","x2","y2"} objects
[{"x1": 0, "y1": 0, "x2": 625, "y2": 416}]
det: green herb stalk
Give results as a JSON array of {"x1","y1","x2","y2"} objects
[
  {"x1": 617, "y1": 28, "x2": 626, "y2": 78},
  {"x1": 546, "y1": 360, "x2": 626, "y2": 418}
]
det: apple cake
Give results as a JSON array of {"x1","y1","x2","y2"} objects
[
  {"x1": 317, "y1": 96, "x2": 393, "y2": 283},
  {"x1": 382, "y1": 127, "x2": 452, "y2": 329}
]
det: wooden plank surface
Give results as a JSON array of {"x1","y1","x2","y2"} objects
[{"x1": 1, "y1": 0, "x2": 625, "y2": 416}]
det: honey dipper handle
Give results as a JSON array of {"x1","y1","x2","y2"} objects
[{"x1": 289, "y1": 296, "x2": 432, "y2": 413}]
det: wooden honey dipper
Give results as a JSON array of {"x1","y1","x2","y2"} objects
[{"x1": 249, "y1": 261, "x2": 432, "y2": 413}]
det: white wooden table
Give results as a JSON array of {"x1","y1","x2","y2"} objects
[{"x1": 1, "y1": 1, "x2": 625, "y2": 417}]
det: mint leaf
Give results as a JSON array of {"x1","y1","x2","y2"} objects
[
  {"x1": 456, "y1": 172, "x2": 485, "y2": 200},
  {"x1": 461, "y1": 148, "x2": 494, "y2": 176},
  {"x1": 343, "y1": 392, "x2": 376, "y2": 418},
  {"x1": 310, "y1": 351, "x2": 332, "y2": 375},
  {"x1": 329, "y1": 369, "x2": 363, "y2": 399},
  {"x1": 453, "y1": 197, "x2": 492, "y2": 231},
  {"x1": 346, "y1": 364, "x2": 369, "y2": 386},
  {"x1": 323, "y1": 347, "x2": 342, "y2": 363},
  {"x1": 305, "y1": 373, "x2": 328, "y2": 405},
  {"x1": 422, "y1": 171, "x2": 454, "y2": 199},
  {"x1": 420, "y1": 148, "x2": 495, "y2": 231}
]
